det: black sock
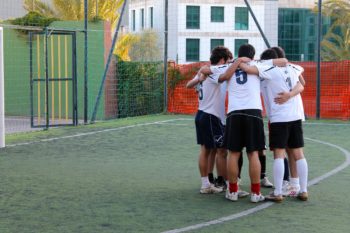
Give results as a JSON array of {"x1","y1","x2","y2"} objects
[
  {"x1": 217, "y1": 176, "x2": 224, "y2": 184},
  {"x1": 283, "y1": 158, "x2": 290, "y2": 181},
  {"x1": 259, "y1": 153, "x2": 266, "y2": 179},
  {"x1": 208, "y1": 173, "x2": 214, "y2": 183},
  {"x1": 238, "y1": 152, "x2": 243, "y2": 179}
]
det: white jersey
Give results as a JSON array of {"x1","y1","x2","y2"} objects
[
  {"x1": 196, "y1": 65, "x2": 227, "y2": 123},
  {"x1": 256, "y1": 63, "x2": 305, "y2": 123},
  {"x1": 227, "y1": 60, "x2": 263, "y2": 112},
  {"x1": 210, "y1": 64, "x2": 229, "y2": 124}
]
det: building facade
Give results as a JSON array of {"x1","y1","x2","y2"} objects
[
  {"x1": 129, "y1": 0, "x2": 278, "y2": 63},
  {"x1": 128, "y1": 0, "x2": 332, "y2": 63}
]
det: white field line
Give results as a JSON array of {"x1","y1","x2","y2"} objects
[
  {"x1": 161, "y1": 137, "x2": 350, "y2": 233},
  {"x1": 6, "y1": 118, "x2": 189, "y2": 148},
  {"x1": 3, "y1": 118, "x2": 350, "y2": 231}
]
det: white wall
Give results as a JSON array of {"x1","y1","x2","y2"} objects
[
  {"x1": 129, "y1": 0, "x2": 280, "y2": 64},
  {"x1": 0, "y1": 0, "x2": 26, "y2": 20},
  {"x1": 176, "y1": 1, "x2": 277, "y2": 63}
]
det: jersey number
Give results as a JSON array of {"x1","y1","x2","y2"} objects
[
  {"x1": 196, "y1": 83, "x2": 203, "y2": 100},
  {"x1": 235, "y1": 70, "x2": 247, "y2": 85}
]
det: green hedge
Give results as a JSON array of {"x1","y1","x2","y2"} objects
[{"x1": 116, "y1": 61, "x2": 164, "y2": 118}]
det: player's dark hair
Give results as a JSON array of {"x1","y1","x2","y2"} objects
[
  {"x1": 238, "y1": 44, "x2": 255, "y2": 59},
  {"x1": 271, "y1": 46, "x2": 286, "y2": 58},
  {"x1": 210, "y1": 46, "x2": 229, "y2": 65},
  {"x1": 228, "y1": 50, "x2": 233, "y2": 60},
  {"x1": 260, "y1": 48, "x2": 278, "y2": 60}
]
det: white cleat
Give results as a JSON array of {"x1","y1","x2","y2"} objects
[
  {"x1": 250, "y1": 193, "x2": 265, "y2": 203},
  {"x1": 225, "y1": 189, "x2": 238, "y2": 201},
  {"x1": 200, "y1": 184, "x2": 223, "y2": 194},
  {"x1": 261, "y1": 177, "x2": 274, "y2": 188}
]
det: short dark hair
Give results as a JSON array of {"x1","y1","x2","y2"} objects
[
  {"x1": 260, "y1": 48, "x2": 278, "y2": 60},
  {"x1": 210, "y1": 46, "x2": 229, "y2": 65},
  {"x1": 271, "y1": 46, "x2": 285, "y2": 58},
  {"x1": 238, "y1": 44, "x2": 255, "y2": 59},
  {"x1": 228, "y1": 50, "x2": 233, "y2": 60}
]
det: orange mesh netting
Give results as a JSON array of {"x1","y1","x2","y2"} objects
[{"x1": 167, "y1": 61, "x2": 350, "y2": 120}]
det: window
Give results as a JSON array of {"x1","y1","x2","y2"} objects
[
  {"x1": 150, "y1": 7, "x2": 153, "y2": 28},
  {"x1": 186, "y1": 39, "x2": 200, "y2": 61},
  {"x1": 211, "y1": 7, "x2": 224, "y2": 22},
  {"x1": 186, "y1": 6, "x2": 200, "y2": 29},
  {"x1": 132, "y1": 10, "x2": 135, "y2": 31},
  {"x1": 210, "y1": 39, "x2": 224, "y2": 52},
  {"x1": 235, "y1": 7, "x2": 248, "y2": 30},
  {"x1": 234, "y1": 39, "x2": 248, "y2": 57},
  {"x1": 141, "y1": 8, "x2": 144, "y2": 29}
]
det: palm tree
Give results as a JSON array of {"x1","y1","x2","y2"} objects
[
  {"x1": 114, "y1": 33, "x2": 140, "y2": 61},
  {"x1": 24, "y1": 0, "x2": 124, "y2": 28},
  {"x1": 319, "y1": 0, "x2": 350, "y2": 61}
]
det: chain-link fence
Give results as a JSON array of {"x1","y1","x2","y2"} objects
[{"x1": 0, "y1": 0, "x2": 349, "y2": 139}]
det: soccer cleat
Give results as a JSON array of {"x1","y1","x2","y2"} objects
[
  {"x1": 250, "y1": 193, "x2": 265, "y2": 203},
  {"x1": 297, "y1": 192, "x2": 308, "y2": 201},
  {"x1": 214, "y1": 178, "x2": 227, "y2": 191},
  {"x1": 237, "y1": 189, "x2": 249, "y2": 198},
  {"x1": 265, "y1": 192, "x2": 284, "y2": 203},
  {"x1": 200, "y1": 184, "x2": 223, "y2": 194},
  {"x1": 282, "y1": 184, "x2": 300, "y2": 197},
  {"x1": 225, "y1": 189, "x2": 238, "y2": 201},
  {"x1": 281, "y1": 181, "x2": 290, "y2": 196},
  {"x1": 261, "y1": 177, "x2": 273, "y2": 188}
]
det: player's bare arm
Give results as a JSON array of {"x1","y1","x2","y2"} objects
[
  {"x1": 239, "y1": 62, "x2": 259, "y2": 75},
  {"x1": 218, "y1": 57, "x2": 251, "y2": 82},
  {"x1": 186, "y1": 73, "x2": 207, "y2": 89},
  {"x1": 198, "y1": 65, "x2": 212, "y2": 76},
  {"x1": 274, "y1": 82, "x2": 304, "y2": 104},
  {"x1": 299, "y1": 74, "x2": 305, "y2": 86}
]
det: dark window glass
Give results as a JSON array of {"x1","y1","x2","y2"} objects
[
  {"x1": 186, "y1": 6, "x2": 200, "y2": 29},
  {"x1": 186, "y1": 39, "x2": 200, "y2": 61}
]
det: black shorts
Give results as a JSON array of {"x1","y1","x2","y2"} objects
[
  {"x1": 224, "y1": 109, "x2": 265, "y2": 153},
  {"x1": 195, "y1": 110, "x2": 225, "y2": 149},
  {"x1": 269, "y1": 120, "x2": 304, "y2": 149}
]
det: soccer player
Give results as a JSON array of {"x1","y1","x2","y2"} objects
[
  {"x1": 271, "y1": 46, "x2": 306, "y2": 197},
  {"x1": 186, "y1": 46, "x2": 230, "y2": 194},
  {"x1": 219, "y1": 44, "x2": 288, "y2": 203},
  {"x1": 240, "y1": 48, "x2": 309, "y2": 202},
  {"x1": 219, "y1": 44, "x2": 265, "y2": 203}
]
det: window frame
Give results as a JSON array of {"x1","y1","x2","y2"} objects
[
  {"x1": 210, "y1": 39, "x2": 224, "y2": 52},
  {"x1": 211, "y1": 6, "x2": 224, "y2": 22},
  {"x1": 186, "y1": 38, "x2": 200, "y2": 62},
  {"x1": 186, "y1": 6, "x2": 200, "y2": 29},
  {"x1": 235, "y1": 7, "x2": 249, "y2": 30}
]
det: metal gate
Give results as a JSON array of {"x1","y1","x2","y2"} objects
[{"x1": 29, "y1": 29, "x2": 77, "y2": 128}]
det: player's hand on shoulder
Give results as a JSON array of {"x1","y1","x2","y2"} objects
[
  {"x1": 238, "y1": 57, "x2": 251, "y2": 63},
  {"x1": 274, "y1": 92, "x2": 291, "y2": 104},
  {"x1": 199, "y1": 65, "x2": 211, "y2": 75}
]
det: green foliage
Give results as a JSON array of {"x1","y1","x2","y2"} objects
[
  {"x1": 116, "y1": 61, "x2": 164, "y2": 118},
  {"x1": 129, "y1": 30, "x2": 162, "y2": 62},
  {"x1": 10, "y1": 11, "x2": 58, "y2": 28},
  {"x1": 24, "y1": 0, "x2": 123, "y2": 26},
  {"x1": 318, "y1": 0, "x2": 350, "y2": 61}
]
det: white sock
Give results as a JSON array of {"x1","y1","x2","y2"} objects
[
  {"x1": 296, "y1": 158, "x2": 308, "y2": 193},
  {"x1": 289, "y1": 177, "x2": 300, "y2": 189},
  {"x1": 273, "y1": 158, "x2": 285, "y2": 196},
  {"x1": 201, "y1": 176, "x2": 210, "y2": 188}
]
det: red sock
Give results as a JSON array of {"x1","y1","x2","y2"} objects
[
  {"x1": 251, "y1": 183, "x2": 260, "y2": 195},
  {"x1": 229, "y1": 182, "x2": 238, "y2": 193}
]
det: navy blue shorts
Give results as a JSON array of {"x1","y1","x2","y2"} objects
[{"x1": 195, "y1": 110, "x2": 225, "y2": 149}]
